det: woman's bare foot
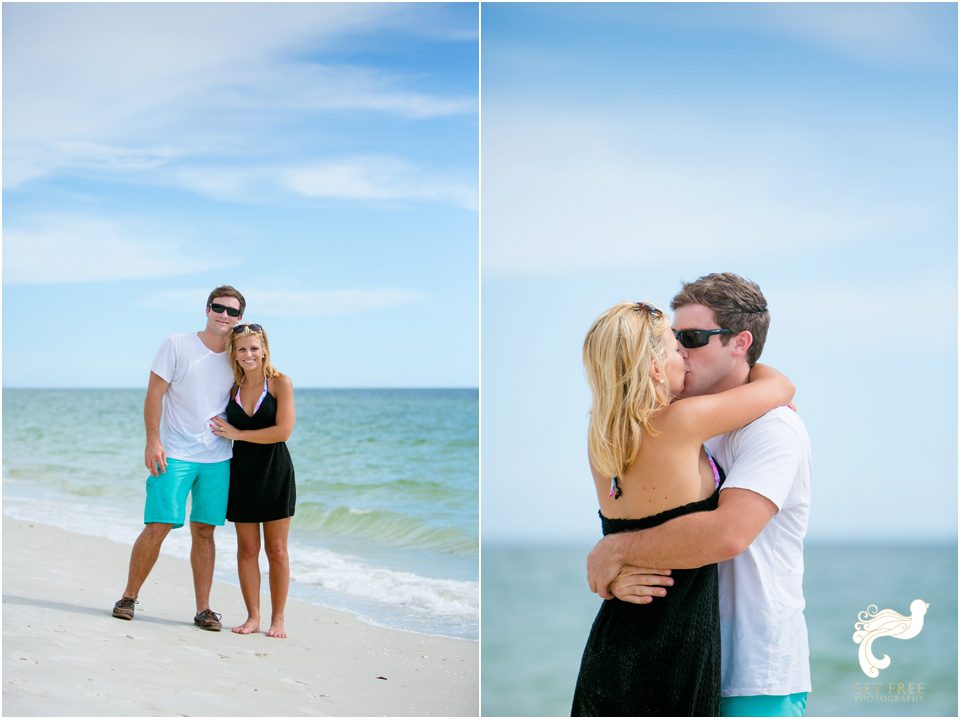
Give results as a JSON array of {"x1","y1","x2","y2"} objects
[
  {"x1": 231, "y1": 616, "x2": 260, "y2": 634},
  {"x1": 266, "y1": 620, "x2": 286, "y2": 638}
]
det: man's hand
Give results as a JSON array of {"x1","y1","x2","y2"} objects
[
  {"x1": 610, "y1": 565, "x2": 674, "y2": 605},
  {"x1": 587, "y1": 535, "x2": 627, "y2": 599},
  {"x1": 145, "y1": 438, "x2": 166, "y2": 477}
]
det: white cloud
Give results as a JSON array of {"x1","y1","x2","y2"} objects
[
  {"x1": 481, "y1": 107, "x2": 942, "y2": 276},
  {"x1": 751, "y1": 4, "x2": 955, "y2": 69},
  {"x1": 161, "y1": 157, "x2": 476, "y2": 210},
  {"x1": 141, "y1": 287, "x2": 424, "y2": 317},
  {"x1": 3, "y1": 214, "x2": 241, "y2": 284},
  {"x1": 233, "y1": 63, "x2": 476, "y2": 118},
  {"x1": 284, "y1": 157, "x2": 477, "y2": 209},
  {"x1": 3, "y1": 3, "x2": 476, "y2": 188}
]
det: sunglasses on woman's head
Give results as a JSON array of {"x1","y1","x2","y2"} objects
[
  {"x1": 634, "y1": 302, "x2": 663, "y2": 318},
  {"x1": 673, "y1": 328, "x2": 733, "y2": 349},
  {"x1": 210, "y1": 302, "x2": 242, "y2": 318},
  {"x1": 233, "y1": 323, "x2": 263, "y2": 334}
]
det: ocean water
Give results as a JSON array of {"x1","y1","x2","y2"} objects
[
  {"x1": 2, "y1": 388, "x2": 478, "y2": 639},
  {"x1": 481, "y1": 543, "x2": 957, "y2": 716}
]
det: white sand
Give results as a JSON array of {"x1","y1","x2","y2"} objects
[{"x1": 2, "y1": 517, "x2": 478, "y2": 717}]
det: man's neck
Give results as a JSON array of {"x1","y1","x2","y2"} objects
[
  {"x1": 197, "y1": 329, "x2": 227, "y2": 353},
  {"x1": 709, "y1": 364, "x2": 751, "y2": 394}
]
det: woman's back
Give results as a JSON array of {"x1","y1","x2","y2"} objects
[{"x1": 591, "y1": 409, "x2": 719, "y2": 520}]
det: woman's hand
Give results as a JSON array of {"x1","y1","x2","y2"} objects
[{"x1": 209, "y1": 416, "x2": 240, "y2": 440}]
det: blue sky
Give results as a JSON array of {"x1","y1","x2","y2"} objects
[
  {"x1": 3, "y1": 3, "x2": 478, "y2": 388},
  {"x1": 481, "y1": 3, "x2": 957, "y2": 542}
]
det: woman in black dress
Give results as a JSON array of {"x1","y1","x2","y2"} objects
[
  {"x1": 571, "y1": 302, "x2": 793, "y2": 716},
  {"x1": 210, "y1": 323, "x2": 296, "y2": 638}
]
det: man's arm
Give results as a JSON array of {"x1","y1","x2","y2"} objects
[
  {"x1": 587, "y1": 488, "x2": 777, "y2": 599},
  {"x1": 144, "y1": 371, "x2": 170, "y2": 477}
]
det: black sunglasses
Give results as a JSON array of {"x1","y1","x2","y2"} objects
[
  {"x1": 673, "y1": 328, "x2": 733, "y2": 349},
  {"x1": 210, "y1": 302, "x2": 242, "y2": 318},
  {"x1": 233, "y1": 323, "x2": 263, "y2": 334}
]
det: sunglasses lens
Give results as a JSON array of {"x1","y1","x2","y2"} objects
[{"x1": 676, "y1": 330, "x2": 708, "y2": 349}]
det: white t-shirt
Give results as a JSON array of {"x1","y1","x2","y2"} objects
[
  {"x1": 706, "y1": 406, "x2": 812, "y2": 697},
  {"x1": 150, "y1": 333, "x2": 234, "y2": 463}
]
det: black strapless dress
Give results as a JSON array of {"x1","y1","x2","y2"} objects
[
  {"x1": 571, "y1": 484, "x2": 723, "y2": 716},
  {"x1": 225, "y1": 391, "x2": 296, "y2": 523}
]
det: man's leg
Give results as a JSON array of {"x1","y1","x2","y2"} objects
[
  {"x1": 721, "y1": 693, "x2": 808, "y2": 717},
  {"x1": 188, "y1": 459, "x2": 230, "y2": 629},
  {"x1": 190, "y1": 521, "x2": 216, "y2": 613},
  {"x1": 114, "y1": 458, "x2": 190, "y2": 618},
  {"x1": 122, "y1": 522, "x2": 173, "y2": 599}
]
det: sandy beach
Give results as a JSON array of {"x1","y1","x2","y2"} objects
[{"x1": 2, "y1": 517, "x2": 478, "y2": 717}]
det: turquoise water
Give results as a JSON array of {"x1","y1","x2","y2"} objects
[
  {"x1": 2, "y1": 388, "x2": 478, "y2": 639},
  {"x1": 481, "y1": 543, "x2": 957, "y2": 716}
]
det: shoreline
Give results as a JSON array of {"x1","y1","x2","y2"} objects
[{"x1": 2, "y1": 516, "x2": 478, "y2": 716}]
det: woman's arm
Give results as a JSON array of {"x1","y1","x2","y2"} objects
[
  {"x1": 664, "y1": 363, "x2": 794, "y2": 443},
  {"x1": 210, "y1": 375, "x2": 295, "y2": 444}
]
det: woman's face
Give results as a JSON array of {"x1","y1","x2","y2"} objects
[
  {"x1": 662, "y1": 334, "x2": 687, "y2": 398},
  {"x1": 234, "y1": 334, "x2": 265, "y2": 373}
]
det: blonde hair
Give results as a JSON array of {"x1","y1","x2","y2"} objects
[
  {"x1": 227, "y1": 323, "x2": 281, "y2": 387},
  {"x1": 583, "y1": 301, "x2": 672, "y2": 479}
]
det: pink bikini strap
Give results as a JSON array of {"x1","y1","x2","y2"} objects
[
  {"x1": 235, "y1": 376, "x2": 268, "y2": 415},
  {"x1": 704, "y1": 447, "x2": 721, "y2": 488}
]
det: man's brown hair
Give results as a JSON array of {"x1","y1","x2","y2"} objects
[
  {"x1": 207, "y1": 285, "x2": 246, "y2": 316},
  {"x1": 671, "y1": 272, "x2": 769, "y2": 366}
]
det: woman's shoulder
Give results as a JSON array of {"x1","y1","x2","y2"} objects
[
  {"x1": 267, "y1": 372, "x2": 293, "y2": 394},
  {"x1": 652, "y1": 397, "x2": 702, "y2": 435}
]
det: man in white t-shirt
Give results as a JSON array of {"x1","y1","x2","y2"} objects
[
  {"x1": 586, "y1": 273, "x2": 812, "y2": 717},
  {"x1": 112, "y1": 286, "x2": 245, "y2": 631}
]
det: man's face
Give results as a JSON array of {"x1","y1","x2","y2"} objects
[
  {"x1": 672, "y1": 303, "x2": 740, "y2": 397},
  {"x1": 205, "y1": 296, "x2": 242, "y2": 334}
]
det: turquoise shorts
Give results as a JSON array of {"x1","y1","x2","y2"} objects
[
  {"x1": 143, "y1": 458, "x2": 230, "y2": 528},
  {"x1": 721, "y1": 693, "x2": 808, "y2": 717}
]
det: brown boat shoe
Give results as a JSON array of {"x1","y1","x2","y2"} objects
[
  {"x1": 193, "y1": 609, "x2": 223, "y2": 631},
  {"x1": 112, "y1": 596, "x2": 138, "y2": 620}
]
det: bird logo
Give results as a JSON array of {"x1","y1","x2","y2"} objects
[{"x1": 852, "y1": 599, "x2": 929, "y2": 678}]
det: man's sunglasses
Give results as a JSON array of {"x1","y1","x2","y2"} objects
[
  {"x1": 209, "y1": 302, "x2": 242, "y2": 318},
  {"x1": 673, "y1": 328, "x2": 733, "y2": 349},
  {"x1": 233, "y1": 323, "x2": 263, "y2": 334}
]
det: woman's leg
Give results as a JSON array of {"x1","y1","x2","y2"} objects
[
  {"x1": 232, "y1": 522, "x2": 262, "y2": 634},
  {"x1": 263, "y1": 517, "x2": 292, "y2": 638}
]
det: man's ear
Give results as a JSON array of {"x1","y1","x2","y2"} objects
[{"x1": 731, "y1": 330, "x2": 753, "y2": 357}]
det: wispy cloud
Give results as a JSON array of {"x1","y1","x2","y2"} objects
[
  {"x1": 284, "y1": 157, "x2": 477, "y2": 209},
  {"x1": 3, "y1": 214, "x2": 241, "y2": 284},
  {"x1": 141, "y1": 287, "x2": 424, "y2": 317},
  {"x1": 751, "y1": 4, "x2": 956, "y2": 69},
  {"x1": 161, "y1": 156, "x2": 476, "y2": 210},
  {"x1": 482, "y1": 107, "x2": 946, "y2": 276},
  {"x1": 3, "y1": 3, "x2": 476, "y2": 189}
]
